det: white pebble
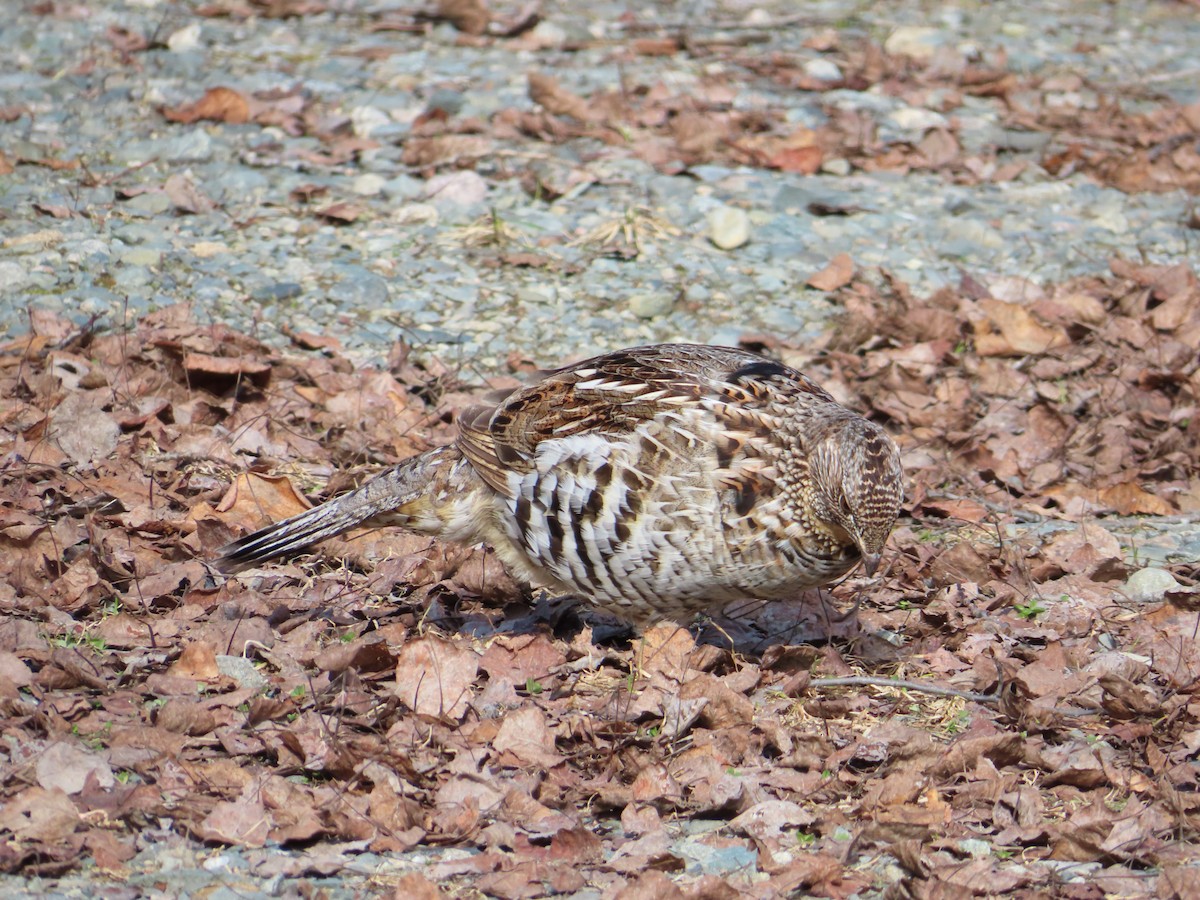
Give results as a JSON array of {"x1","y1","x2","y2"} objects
[
  {"x1": 350, "y1": 105, "x2": 390, "y2": 138},
  {"x1": 884, "y1": 26, "x2": 941, "y2": 60},
  {"x1": 707, "y1": 206, "x2": 751, "y2": 250},
  {"x1": 804, "y1": 59, "x2": 843, "y2": 82},
  {"x1": 352, "y1": 173, "x2": 386, "y2": 197},
  {"x1": 887, "y1": 107, "x2": 950, "y2": 132},
  {"x1": 167, "y1": 22, "x2": 202, "y2": 52}
]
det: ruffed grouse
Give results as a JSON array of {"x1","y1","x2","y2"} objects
[{"x1": 215, "y1": 344, "x2": 903, "y2": 625}]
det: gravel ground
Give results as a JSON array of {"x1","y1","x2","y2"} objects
[
  {"x1": 2, "y1": 0, "x2": 1197, "y2": 372},
  {"x1": 2, "y1": 0, "x2": 1199, "y2": 896}
]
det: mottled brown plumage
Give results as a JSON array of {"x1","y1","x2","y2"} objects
[{"x1": 215, "y1": 344, "x2": 903, "y2": 626}]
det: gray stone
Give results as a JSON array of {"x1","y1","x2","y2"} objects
[
  {"x1": 675, "y1": 835, "x2": 758, "y2": 876},
  {"x1": 425, "y1": 88, "x2": 464, "y2": 116},
  {"x1": 628, "y1": 292, "x2": 674, "y2": 319},
  {"x1": 525, "y1": 21, "x2": 567, "y2": 49},
  {"x1": 329, "y1": 269, "x2": 391, "y2": 307},
  {"x1": 114, "y1": 266, "x2": 153, "y2": 289},
  {"x1": 160, "y1": 129, "x2": 214, "y2": 163},
  {"x1": 958, "y1": 838, "x2": 992, "y2": 859},
  {"x1": 804, "y1": 58, "x2": 843, "y2": 82},
  {"x1": 210, "y1": 169, "x2": 270, "y2": 198},
  {"x1": 1124, "y1": 567, "x2": 1179, "y2": 603},
  {"x1": 123, "y1": 192, "x2": 172, "y2": 217},
  {"x1": 251, "y1": 282, "x2": 303, "y2": 302},
  {"x1": 113, "y1": 223, "x2": 167, "y2": 245},
  {"x1": 215, "y1": 655, "x2": 269, "y2": 691},
  {"x1": 0, "y1": 261, "x2": 33, "y2": 294},
  {"x1": 995, "y1": 128, "x2": 1053, "y2": 153},
  {"x1": 119, "y1": 247, "x2": 163, "y2": 267},
  {"x1": 515, "y1": 284, "x2": 558, "y2": 305},
  {"x1": 382, "y1": 175, "x2": 428, "y2": 202},
  {"x1": 425, "y1": 171, "x2": 489, "y2": 209}
]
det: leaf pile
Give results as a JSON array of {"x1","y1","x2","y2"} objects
[
  {"x1": 809, "y1": 257, "x2": 1200, "y2": 522},
  {"x1": 2, "y1": 262, "x2": 1199, "y2": 893}
]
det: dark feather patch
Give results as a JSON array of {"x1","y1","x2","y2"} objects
[
  {"x1": 582, "y1": 488, "x2": 604, "y2": 517},
  {"x1": 728, "y1": 360, "x2": 789, "y2": 384},
  {"x1": 515, "y1": 495, "x2": 532, "y2": 530},
  {"x1": 615, "y1": 520, "x2": 631, "y2": 543},
  {"x1": 594, "y1": 462, "x2": 612, "y2": 490},
  {"x1": 733, "y1": 479, "x2": 760, "y2": 516},
  {"x1": 714, "y1": 434, "x2": 743, "y2": 470},
  {"x1": 547, "y1": 512, "x2": 565, "y2": 560},
  {"x1": 571, "y1": 514, "x2": 598, "y2": 584}
]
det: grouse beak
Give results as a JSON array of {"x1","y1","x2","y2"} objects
[{"x1": 861, "y1": 551, "x2": 881, "y2": 577}]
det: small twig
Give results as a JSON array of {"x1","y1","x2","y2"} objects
[
  {"x1": 1133, "y1": 66, "x2": 1200, "y2": 85},
  {"x1": 614, "y1": 13, "x2": 833, "y2": 33},
  {"x1": 809, "y1": 674, "x2": 1001, "y2": 705},
  {"x1": 923, "y1": 490, "x2": 1045, "y2": 522},
  {"x1": 78, "y1": 156, "x2": 158, "y2": 188}
]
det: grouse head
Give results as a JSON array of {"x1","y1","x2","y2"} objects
[{"x1": 808, "y1": 416, "x2": 903, "y2": 575}]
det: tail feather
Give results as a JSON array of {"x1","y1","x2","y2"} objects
[
  {"x1": 214, "y1": 500, "x2": 378, "y2": 571},
  {"x1": 213, "y1": 446, "x2": 463, "y2": 572}
]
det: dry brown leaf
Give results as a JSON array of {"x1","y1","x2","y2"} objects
[
  {"x1": 164, "y1": 173, "x2": 216, "y2": 214},
  {"x1": 528, "y1": 72, "x2": 595, "y2": 122},
  {"x1": 168, "y1": 642, "x2": 221, "y2": 680},
  {"x1": 435, "y1": 0, "x2": 489, "y2": 35},
  {"x1": 0, "y1": 787, "x2": 80, "y2": 843},
  {"x1": 314, "y1": 201, "x2": 364, "y2": 224},
  {"x1": 195, "y1": 792, "x2": 272, "y2": 847},
  {"x1": 386, "y1": 873, "x2": 445, "y2": 900},
  {"x1": 1098, "y1": 482, "x2": 1175, "y2": 516},
  {"x1": 731, "y1": 799, "x2": 816, "y2": 854},
  {"x1": 671, "y1": 112, "x2": 725, "y2": 161},
  {"x1": 395, "y1": 636, "x2": 479, "y2": 719},
  {"x1": 33, "y1": 202, "x2": 74, "y2": 218},
  {"x1": 35, "y1": 743, "x2": 115, "y2": 795},
  {"x1": 772, "y1": 144, "x2": 824, "y2": 174},
  {"x1": 182, "y1": 351, "x2": 271, "y2": 380},
  {"x1": 162, "y1": 86, "x2": 251, "y2": 124},
  {"x1": 216, "y1": 472, "x2": 312, "y2": 526},
  {"x1": 156, "y1": 698, "x2": 220, "y2": 736},
  {"x1": 974, "y1": 298, "x2": 1070, "y2": 355},
  {"x1": 48, "y1": 392, "x2": 120, "y2": 466},
  {"x1": 630, "y1": 763, "x2": 682, "y2": 805},
  {"x1": 492, "y1": 707, "x2": 562, "y2": 768},
  {"x1": 401, "y1": 135, "x2": 492, "y2": 168},
  {"x1": 807, "y1": 253, "x2": 855, "y2": 291},
  {"x1": 639, "y1": 624, "x2": 697, "y2": 682},
  {"x1": 917, "y1": 128, "x2": 960, "y2": 167},
  {"x1": 632, "y1": 38, "x2": 681, "y2": 56}
]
